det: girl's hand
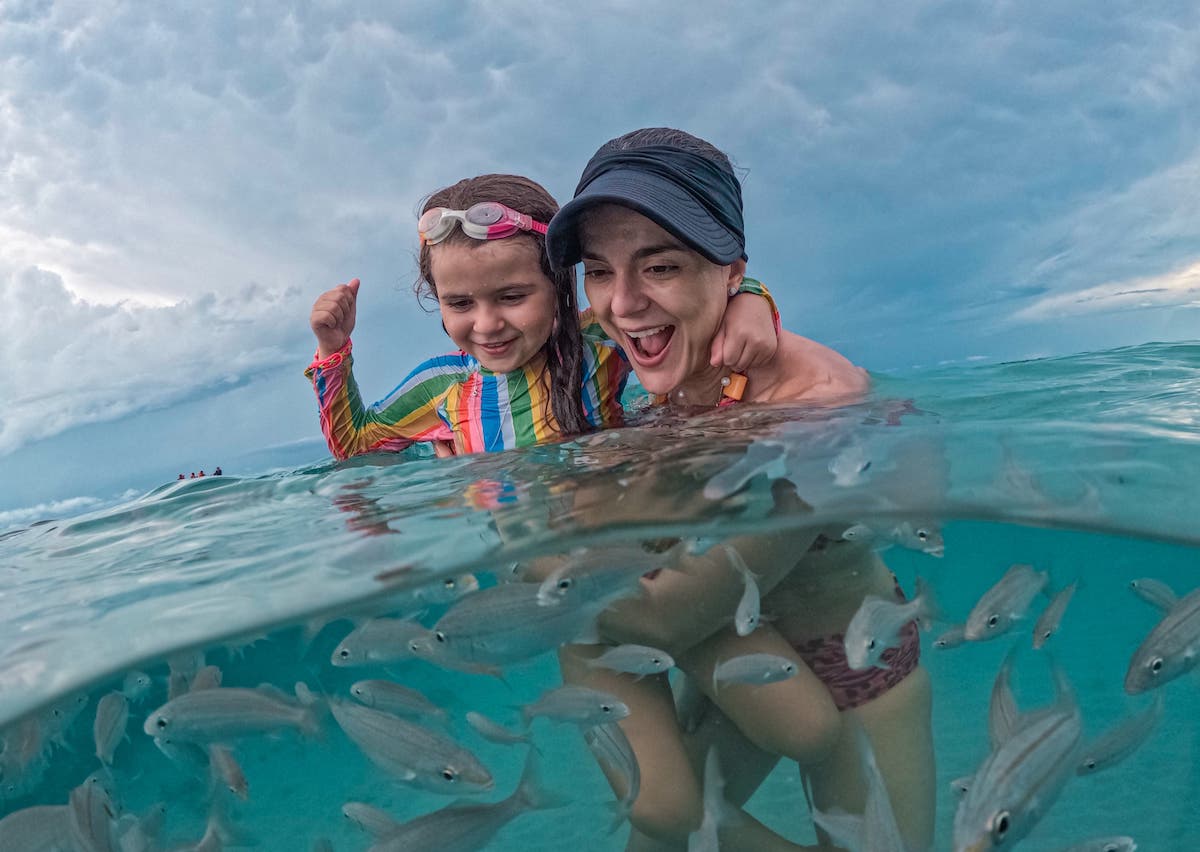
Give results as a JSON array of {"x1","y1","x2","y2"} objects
[
  {"x1": 710, "y1": 291, "x2": 778, "y2": 372},
  {"x1": 310, "y1": 278, "x2": 360, "y2": 358}
]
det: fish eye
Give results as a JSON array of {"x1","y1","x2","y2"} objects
[
  {"x1": 916, "y1": 529, "x2": 928, "y2": 540},
  {"x1": 408, "y1": 640, "x2": 422, "y2": 653},
  {"x1": 1083, "y1": 758, "x2": 1096, "y2": 770},
  {"x1": 987, "y1": 614, "x2": 999, "y2": 628},
  {"x1": 155, "y1": 717, "x2": 168, "y2": 729},
  {"x1": 441, "y1": 768, "x2": 457, "y2": 782},
  {"x1": 990, "y1": 810, "x2": 1011, "y2": 840},
  {"x1": 1103, "y1": 845, "x2": 1119, "y2": 852},
  {"x1": 434, "y1": 631, "x2": 447, "y2": 644},
  {"x1": 867, "y1": 639, "x2": 877, "y2": 650},
  {"x1": 557, "y1": 578, "x2": 573, "y2": 591},
  {"x1": 1041, "y1": 630, "x2": 1051, "y2": 639},
  {"x1": 443, "y1": 578, "x2": 457, "y2": 589},
  {"x1": 1150, "y1": 657, "x2": 1164, "y2": 673},
  {"x1": 601, "y1": 704, "x2": 613, "y2": 713},
  {"x1": 338, "y1": 648, "x2": 350, "y2": 659},
  {"x1": 652, "y1": 658, "x2": 662, "y2": 666}
]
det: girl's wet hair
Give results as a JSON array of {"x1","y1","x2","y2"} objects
[{"x1": 416, "y1": 174, "x2": 588, "y2": 437}]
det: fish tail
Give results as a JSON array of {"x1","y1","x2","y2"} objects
[
  {"x1": 513, "y1": 747, "x2": 567, "y2": 812},
  {"x1": 605, "y1": 799, "x2": 635, "y2": 835},
  {"x1": 914, "y1": 576, "x2": 940, "y2": 630}
]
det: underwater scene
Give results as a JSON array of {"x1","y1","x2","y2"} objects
[{"x1": 1, "y1": 341, "x2": 1197, "y2": 851}]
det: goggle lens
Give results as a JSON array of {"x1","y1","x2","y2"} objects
[{"x1": 419, "y1": 202, "x2": 548, "y2": 245}]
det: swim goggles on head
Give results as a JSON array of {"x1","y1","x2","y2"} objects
[{"x1": 418, "y1": 202, "x2": 549, "y2": 245}]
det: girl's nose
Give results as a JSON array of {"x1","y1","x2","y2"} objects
[{"x1": 473, "y1": 304, "x2": 505, "y2": 334}]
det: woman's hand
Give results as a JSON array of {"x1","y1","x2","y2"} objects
[{"x1": 310, "y1": 278, "x2": 360, "y2": 358}]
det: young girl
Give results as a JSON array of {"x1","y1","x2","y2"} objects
[{"x1": 305, "y1": 173, "x2": 779, "y2": 458}]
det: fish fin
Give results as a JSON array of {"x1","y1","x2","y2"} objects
[
  {"x1": 605, "y1": 799, "x2": 635, "y2": 835},
  {"x1": 514, "y1": 747, "x2": 568, "y2": 813},
  {"x1": 574, "y1": 622, "x2": 603, "y2": 645},
  {"x1": 913, "y1": 576, "x2": 941, "y2": 630},
  {"x1": 810, "y1": 804, "x2": 864, "y2": 851}
]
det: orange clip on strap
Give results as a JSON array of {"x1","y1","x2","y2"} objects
[{"x1": 722, "y1": 373, "x2": 747, "y2": 401}]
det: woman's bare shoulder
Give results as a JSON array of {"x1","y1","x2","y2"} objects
[{"x1": 755, "y1": 333, "x2": 870, "y2": 403}]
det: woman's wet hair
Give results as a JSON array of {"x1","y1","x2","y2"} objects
[
  {"x1": 596, "y1": 127, "x2": 735, "y2": 175},
  {"x1": 415, "y1": 174, "x2": 588, "y2": 437}
]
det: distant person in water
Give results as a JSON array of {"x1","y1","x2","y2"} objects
[
  {"x1": 214, "y1": 467, "x2": 223, "y2": 476},
  {"x1": 545, "y1": 126, "x2": 935, "y2": 850},
  {"x1": 198, "y1": 470, "x2": 206, "y2": 477},
  {"x1": 178, "y1": 474, "x2": 185, "y2": 480},
  {"x1": 189, "y1": 472, "x2": 196, "y2": 479}
]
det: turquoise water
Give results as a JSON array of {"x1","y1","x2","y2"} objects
[{"x1": 1, "y1": 340, "x2": 1197, "y2": 850}]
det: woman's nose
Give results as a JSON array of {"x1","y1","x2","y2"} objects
[{"x1": 609, "y1": 271, "x2": 648, "y2": 317}]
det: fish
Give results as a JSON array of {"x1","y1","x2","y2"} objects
[
  {"x1": 208, "y1": 744, "x2": 249, "y2": 800},
  {"x1": 584, "y1": 644, "x2": 675, "y2": 677},
  {"x1": 584, "y1": 721, "x2": 640, "y2": 833},
  {"x1": 886, "y1": 521, "x2": 945, "y2": 558},
  {"x1": 189, "y1": 665, "x2": 223, "y2": 692},
  {"x1": 687, "y1": 748, "x2": 739, "y2": 852},
  {"x1": 423, "y1": 573, "x2": 643, "y2": 668},
  {"x1": 1053, "y1": 838, "x2": 1137, "y2": 852},
  {"x1": 1128, "y1": 578, "x2": 1177, "y2": 612},
  {"x1": 0, "y1": 804, "x2": 74, "y2": 850},
  {"x1": 534, "y1": 543, "x2": 679, "y2": 608},
  {"x1": 365, "y1": 748, "x2": 561, "y2": 852},
  {"x1": 711, "y1": 653, "x2": 799, "y2": 694},
  {"x1": 153, "y1": 736, "x2": 210, "y2": 776},
  {"x1": 93, "y1": 692, "x2": 129, "y2": 766},
  {"x1": 464, "y1": 711, "x2": 535, "y2": 747},
  {"x1": 328, "y1": 698, "x2": 493, "y2": 795},
  {"x1": 724, "y1": 546, "x2": 761, "y2": 636},
  {"x1": 520, "y1": 685, "x2": 630, "y2": 727},
  {"x1": 1076, "y1": 693, "x2": 1164, "y2": 775},
  {"x1": 964, "y1": 564, "x2": 1049, "y2": 642},
  {"x1": 143, "y1": 684, "x2": 320, "y2": 743},
  {"x1": 953, "y1": 662, "x2": 1082, "y2": 852},
  {"x1": 934, "y1": 625, "x2": 967, "y2": 649},
  {"x1": 811, "y1": 724, "x2": 908, "y2": 852},
  {"x1": 988, "y1": 646, "x2": 1020, "y2": 750},
  {"x1": 67, "y1": 773, "x2": 119, "y2": 852},
  {"x1": 112, "y1": 802, "x2": 166, "y2": 852},
  {"x1": 949, "y1": 776, "x2": 972, "y2": 798},
  {"x1": 844, "y1": 578, "x2": 936, "y2": 670},
  {"x1": 702, "y1": 440, "x2": 786, "y2": 500},
  {"x1": 1033, "y1": 581, "x2": 1079, "y2": 649},
  {"x1": 829, "y1": 442, "x2": 872, "y2": 487},
  {"x1": 342, "y1": 801, "x2": 402, "y2": 838},
  {"x1": 1124, "y1": 587, "x2": 1200, "y2": 694},
  {"x1": 331, "y1": 618, "x2": 430, "y2": 667},
  {"x1": 120, "y1": 671, "x2": 153, "y2": 703},
  {"x1": 166, "y1": 650, "x2": 206, "y2": 700},
  {"x1": 350, "y1": 680, "x2": 448, "y2": 723}
]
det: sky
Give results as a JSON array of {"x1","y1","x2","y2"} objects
[{"x1": 2, "y1": 0, "x2": 1199, "y2": 524}]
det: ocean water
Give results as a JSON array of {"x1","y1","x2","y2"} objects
[{"x1": 1, "y1": 340, "x2": 1197, "y2": 851}]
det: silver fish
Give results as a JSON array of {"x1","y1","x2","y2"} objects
[
  {"x1": 687, "y1": 748, "x2": 735, "y2": 852},
  {"x1": 189, "y1": 665, "x2": 223, "y2": 692},
  {"x1": 886, "y1": 521, "x2": 945, "y2": 558},
  {"x1": 464, "y1": 711, "x2": 534, "y2": 747},
  {"x1": 143, "y1": 685, "x2": 320, "y2": 743},
  {"x1": 331, "y1": 618, "x2": 430, "y2": 667},
  {"x1": 0, "y1": 804, "x2": 73, "y2": 850},
  {"x1": 725, "y1": 546, "x2": 761, "y2": 637},
  {"x1": 521, "y1": 685, "x2": 630, "y2": 727},
  {"x1": 120, "y1": 671, "x2": 153, "y2": 703},
  {"x1": 964, "y1": 564, "x2": 1049, "y2": 642},
  {"x1": 988, "y1": 646, "x2": 1020, "y2": 750},
  {"x1": 535, "y1": 544, "x2": 677, "y2": 608},
  {"x1": 342, "y1": 801, "x2": 402, "y2": 838},
  {"x1": 1128, "y1": 578, "x2": 1177, "y2": 612},
  {"x1": 350, "y1": 680, "x2": 448, "y2": 723},
  {"x1": 949, "y1": 776, "x2": 972, "y2": 798},
  {"x1": 702, "y1": 440, "x2": 786, "y2": 500},
  {"x1": 1032, "y1": 581, "x2": 1078, "y2": 649},
  {"x1": 67, "y1": 773, "x2": 119, "y2": 852},
  {"x1": 844, "y1": 578, "x2": 936, "y2": 670},
  {"x1": 93, "y1": 692, "x2": 129, "y2": 766},
  {"x1": 935, "y1": 625, "x2": 967, "y2": 649},
  {"x1": 328, "y1": 699, "x2": 493, "y2": 795},
  {"x1": 154, "y1": 736, "x2": 210, "y2": 775},
  {"x1": 1124, "y1": 587, "x2": 1200, "y2": 694},
  {"x1": 712, "y1": 653, "x2": 799, "y2": 694},
  {"x1": 953, "y1": 663, "x2": 1082, "y2": 852},
  {"x1": 811, "y1": 725, "x2": 908, "y2": 852},
  {"x1": 829, "y1": 441, "x2": 872, "y2": 487},
  {"x1": 584, "y1": 722, "x2": 640, "y2": 834},
  {"x1": 366, "y1": 748, "x2": 559, "y2": 852},
  {"x1": 424, "y1": 574, "x2": 640, "y2": 667},
  {"x1": 584, "y1": 644, "x2": 674, "y2": 677},
  {"x1": 166, "y1": 650, "x2": 206, "y2": 701},
  {"x1": 208, "y1": 744, "x2": 248, "y2": 800},
  {"x1": 1076, "y1": 693, "x2": 1164, "y2": 775},
  {"x1": 1053, "y1": 838, "x2": 1137, "y2": 852}
]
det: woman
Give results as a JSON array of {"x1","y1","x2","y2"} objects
[{"x1": 544, "y1": 128, "x2": 936, "y2": 851}]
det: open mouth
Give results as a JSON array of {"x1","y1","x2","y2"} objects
[{"x1": 625, "y1": 325, "x2": 675, "y2": 365}]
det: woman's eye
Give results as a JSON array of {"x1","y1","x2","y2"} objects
[
  {"x1": 647, "y1": 265, "x2": 676, "y2": 275},
  {"x1": 583, "y1": 268, "x2": 609, "y2": 280}
]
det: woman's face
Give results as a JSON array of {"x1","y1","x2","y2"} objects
[
  {"x1": 430, "y1": 237, "x2": 558, "y2": 374},
  {"x1": 579, "y1": 204, "x2": 744, "y2": 395}
]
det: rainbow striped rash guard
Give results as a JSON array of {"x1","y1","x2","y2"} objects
[{"x1": 304, "y1": 279, "x2": 777, "y2": 459}]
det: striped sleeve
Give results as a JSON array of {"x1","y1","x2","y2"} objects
[
  {"x1": 579, "y1": 337, "x2": 630, "y2": 430},
  {"x1": 304, "y1": 341, "x2": 465, "y2": 460},
  {"x1": 734, "y1": 277, "x2": 782, "y2": 335}
]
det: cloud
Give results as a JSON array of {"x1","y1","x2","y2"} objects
[
  {"x1": 0, "y1": 266, "x2": 311, "y2": 455},
  {"x1": 0, "y1": 495, "x2": 104, "y2": 530},
  {"x1": 1013, "y1": 257, "x2": 1200, "y2": 321}
]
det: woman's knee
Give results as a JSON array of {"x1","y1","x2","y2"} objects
[{"x1": 628, "y1": 782, "x2": 703, "y2": 843}]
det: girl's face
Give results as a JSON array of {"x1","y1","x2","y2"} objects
[{"x1": 430, "y1": 237, "x2": 558, "y2": 374}]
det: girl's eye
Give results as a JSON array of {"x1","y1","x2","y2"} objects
[
  {"x1": 499, "y1": 293, "x2": 526, "y2": 304},
  {"x1": 445, "y1": 300, "x2": 472, "y2": 311}
]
